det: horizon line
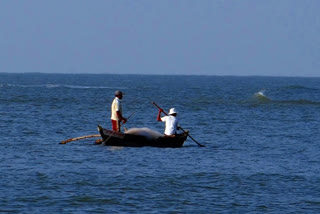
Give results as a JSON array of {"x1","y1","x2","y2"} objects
[{"x1": 0, "y1": 72, "x2": 319, "y2": 78}]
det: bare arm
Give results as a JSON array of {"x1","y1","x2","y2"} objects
[
  {"x1": 117, "y1": 111, "x2": 127, "y2": 123},
  {"x1": 157, "y1": 109, "x2": 163, "y2": 121}
]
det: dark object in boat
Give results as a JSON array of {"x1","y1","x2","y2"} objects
[{"x1": 97, "y1": 125, "x2": 187, "y2": 148}]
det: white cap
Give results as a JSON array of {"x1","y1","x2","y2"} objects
[{"x1": 169, "y1": 108, "x2": 177, "y2": 115}]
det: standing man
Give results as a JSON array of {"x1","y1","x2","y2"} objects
[
  {"x1": 111, "y1": 90, "x2": 127, "y2": 132},
  {"x1": 157, "y1": 107, "x2": 179, "y2": 136}
]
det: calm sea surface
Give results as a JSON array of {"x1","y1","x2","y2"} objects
[{"x1": 1, "y1": 73, "x2": 320, "y2": 213}]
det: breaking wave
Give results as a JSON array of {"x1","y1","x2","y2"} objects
[
  {"x1": 253, "y1": 89, "x2": 271, "y2": 102},
  {"x1": 250, "y1": 89, "x2": 320, "y2": 106}
]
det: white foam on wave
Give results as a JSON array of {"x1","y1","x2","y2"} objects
[
  {"x1": 256, "y1": 89, "x2": 265, "y2": 96},
  {"x1": 125, "y1": 128, "x2": 163, "y2": 140},
  {"x1": 63, "y1": 85, "x2": 113, "y2": 89},
  {"x1": 1, "y1": 84, "x2": 114, "y2": 89},
  {"x1": 46, "y1": 84, "x2": 60, "y2": 88},
  {"x1": 254, "y1": 89, "x2": 271, "y2": 101}
]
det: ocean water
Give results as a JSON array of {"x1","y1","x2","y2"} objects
[{"x1": 0, "y1": 73, "x2": 320, "y2": 213}]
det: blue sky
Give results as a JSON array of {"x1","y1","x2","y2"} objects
[{"x1": 0, "y1": 0, "x2": 319, "y2": 77}]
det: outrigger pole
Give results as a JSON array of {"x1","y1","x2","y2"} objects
[
  {"x1": 60, "y1": 112, "x2": 135, "y2": 145},
  {"x1": 60, "y1": 134, "x2": 101, "y2": 144}
]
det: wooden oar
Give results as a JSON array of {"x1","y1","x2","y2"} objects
[
  {"x1": 60, "y1": 134, "x2": 101, "y2": 144},
  {"x1": 152, "y1": 101, "x2": 205, "y2": 147}
]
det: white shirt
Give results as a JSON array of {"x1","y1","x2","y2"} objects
[
  {"x1": 161, "y1": 115, "x2": 179, "y2": 135},
  {"x1": 111, "y1": 97, "x2": 122, "y2": 121}
]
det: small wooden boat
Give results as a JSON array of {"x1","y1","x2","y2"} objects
[{"x1": 97, "y1": 125, "x2": 188, "y2": 148}]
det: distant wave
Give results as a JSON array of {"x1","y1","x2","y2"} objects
[
  {"x1": 252, "y1": 89, "x2": 271, "y2": 102},
  {"x1": 250, "y1": 89, "x2": 320, "y2": 106},
  {"x1": 62, "y1": 85, "x2": 113, "y2": 89},
  {"x1": 0, "y1": 84, "x2": 16, "y2": 87},
  {"x1": 45, "y1": 84, "x2": 60, "y2": 88},
  {"x1": 278, "y1": 99, "x2": 320, "y2": 105},
  {"x1": 0, "y1": 84, "x2": 113, "y2": 89},
  {"x1": 284, "y1": 85, "x2": 320, "y2": 91}
]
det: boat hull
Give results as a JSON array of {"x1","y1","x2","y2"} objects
[{"x1": 98, "y1": 126, "x2": 187, "y2": 148}]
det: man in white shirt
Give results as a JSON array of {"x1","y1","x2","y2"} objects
[
  {"x1": 111, "y1": 90, "x2": 127, "y2": 132},
  {"x1": 157, "y1": 107, "x2": 179, "y2": 136}
]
